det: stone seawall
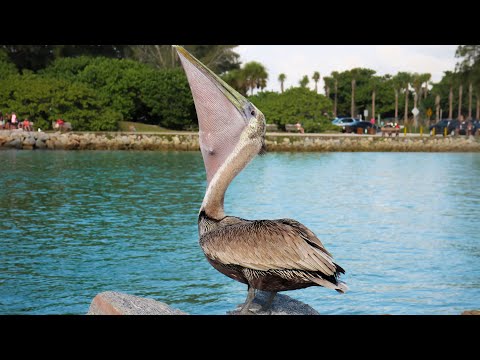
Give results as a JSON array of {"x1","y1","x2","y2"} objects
[{"x1": 1, "y1": 130, "x2": 480, "y2": 152}]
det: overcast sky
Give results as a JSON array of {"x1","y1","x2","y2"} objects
[{"x1": 237, "y1": 45, "x2": 459, "y2": 93}]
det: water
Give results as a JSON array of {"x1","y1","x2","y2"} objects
[{"x1": 1, "y1": 150, "x2": 479, "y2": 315}]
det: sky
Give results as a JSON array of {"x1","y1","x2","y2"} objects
[{"x1": 236, "y1": 45, "x2": 459, "y2": 93}]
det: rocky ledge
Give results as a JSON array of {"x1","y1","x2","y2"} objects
[
  {"x1": 1, "y1": 130, "x2": 480, "y2": 152},
  {"x1": 87, "y1": 291, "x2": 319, "y2": 315},
  {"x1": 87, "y1": 291, "x2": 479, "y2": 315}
]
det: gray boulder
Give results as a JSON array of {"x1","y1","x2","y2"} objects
[
  {"x1": 227, "y1": 290, "x2": 320, "y2": 315},
  {"x1": 87, "y1": 291, "x2": 187, "y2": 315}
]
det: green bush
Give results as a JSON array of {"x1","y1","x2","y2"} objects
[
  {"x1": 41, "y1": 57, "x2": 196, "y2": 130},
  {"x1": 0, "y1": 62, "x2": 17, "y2": 79},
  {"x1": 0, "y1": 73, "x2": 121, "y2": 130},
  {"x1": 249, "y1": 87, "x2": 334, "y2": 132},
  {"x1": 140, "y1": 68, "x2": 196, "y2": 130}
]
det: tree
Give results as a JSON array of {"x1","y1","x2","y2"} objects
[
  {"x1": 0, "y1": 45, "x2": 129, "y2": 71},
  {"x1": 223, "y1": 61, "x2": 268, "y2": 96},
  {"x1": 243, "y1": 61, "x2": 268, "y2": 95},
  {"x1": 184, "y1": 45, "x2": 241, "y2": 74},
  {"x1": 394, "y1": 72, "x2": 412, "y2": 124},
  {"x1": 278, "y1": 73, "x2": 286, "y2": 93},
  {"x1": 411, "y1": 73, "x2": 422, "y2": 110},
  {"x1": 129, "y1": 45, "x2": 241, "y2": 74},
  {"x1": 410, "y1": 72, "x2": 431, "y2": 127},
  {"x1": 323, "y1": 76, "x2": 332, "y2": 99},
  {"x1": 423, "y1": 76, "x2": 431, "y2": 99},
  {"x1": 38, "y1": 56, "x2": 196, "y2": 130},
  {"x1": 249, "y1": 87, "x2": 334, "y2": 132},
  {"x1": 430, "y1": 70, "x2": 461, "y2": 120},
  {"x1": 331, "y1": 71, "x2": 339, "y2": 118},
  {"x1": 299, "y1": 75, "x2": 309, "y2": 88},
  {"x1": 326, "y1": 68, "x2": 376, "y2": 118},
  {"x1": 468, "y1": 80, "x2": 473, "y2": 120},
  {"x1": 369, "y1": 76, "x2": 381, "y2": 120},
  {"x1": 349, "y1": 69, "x2": 362, "y2": 118},
  {"x1": 458, "y1": 82, "x2": 463, "y2": 119},
  {"x1": 130, "y1": 45, "x2": 178, "y2": 69},
  {"x1": 312, "y1": 71, "x2": 320, "y2": 93},
  {"x1": 0, "y1": 50, "x2": 18, "y2": 78},
  {"x1": 391, "y1": 74, "x2": 405, "y2": 121},
  {"x1": 223, "y1": 69, "x2": 248, "y2": 96},
  {"x1": 446, "y1": 72, "x2": 455, "y2": 119},
  {"x1": 455, "y1": 45, "x2": 480, "y2": 120},
  {"x1": 0, "y1": 73, "x2": 122, "y2": 131},
  {"x1": 140, "y1": 68, "x2": 196, "y2": 129}
]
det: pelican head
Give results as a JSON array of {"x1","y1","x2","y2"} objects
[{"x1": 174, "y1": 45, "x2": 265, "y2": 190}]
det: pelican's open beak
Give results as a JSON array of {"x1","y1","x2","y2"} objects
[
  {"x1": 174, "y1": 45, "x2": 253, "y2": 185},
  {"x1": 173, "y1": 45, "x2": 248, "y2": 114}
]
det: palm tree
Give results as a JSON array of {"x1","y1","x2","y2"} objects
[
  {"x1": 369, "y1": 76, "x2": 381, "y2": 120},
  {"x1": 435, "y1": 94, "x2": 441, "y2": 121},
  {"x1": 350, "y1": 69, "x2": 360, "y2": 118},
  {"x1": 422, "y1": 74, "x2": 432, "y2": 99},
  {"x1": 395, "y1": 72, "x2": 412, "y2": 125},
  {"x1": 278, "y1": 73, "x2": 286, "y2": 93},
  {"x1": 243, "y1": 61, "x2": 268, "y2": 95},
  {"x1": 443, "y1": 71, "x2": 455, "y2": 119},
  {"x1": 458, "y1": 84, "x2": 463, "y2": 119},
  {"x1": 449, "y1": 85, "x2": 454, "y2": 119},
  {"x1": 468, "y1": 81, "x2": 473, "y2": 120},
  {"x1": 392, "y1": 74, "x2": 405, "y2": 121},
  {"x1": 411, "y1": 73, "x2": 423, "y2": 110},
  {"x1": 411, "y1": 73, "x2": 431, "y2": 127},
  {"x1": 312, "y1": 71, "x2": 320, "y2": 93},
  {"x1": 477, "y1": 88, "x2": 480, "y2": 120},
  {"x1": 299, "y1": 75, "x2": 309, "y2": 88},
  {"x1": 323, "y1": 76, "x2": 331, "y2": 98},
  {"x1": 332, "y1": 71, "x2": 339, "y2": 118},
  {"x1": 222, "y1": 69, "x2": 248, "y2": 96}
]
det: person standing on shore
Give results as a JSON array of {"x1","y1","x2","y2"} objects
[{"x1": 11, "y1": 112, "x2": 17, "y2": 129}]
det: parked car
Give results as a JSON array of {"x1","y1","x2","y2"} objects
[
  {"x1": 332, "y1": 117, "x2": 359, "y2": 127},
  {"x1": 349, "y1": 121, "x2": 380, "y2": 134},
  {"x1": 332, "y1": 117, "x2": 362, "y2": 133},
  {"x1": 429, "y1": 119, "x2": 459, "y2": 136}
]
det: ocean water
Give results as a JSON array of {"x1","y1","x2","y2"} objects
[{"x1": 0, "y1": 150, "x2": 479, "y2": 314}]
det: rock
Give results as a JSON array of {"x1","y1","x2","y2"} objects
[
  {"x1": 1, "y1": 132, "x2": 480, "y2": 152},
  {"x1": 7, "y1": 138, "x2": 22, "y2": 149},
  {"x1": 461, "y1": 310, "x2": 480, "y2": 315},
  {"x1": 227, "y1": 290, "x2": 320, "y2": 315},
  {"x1": 87, "y1": 291, "x2": 187, "y2": 315},
  {"x1": 35, "y1": 139, "x2": 47, "y2": 149},
  {"x1": 23, "y1": 136, "x2": 36, "y2": 149}
]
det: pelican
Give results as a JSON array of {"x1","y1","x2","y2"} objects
[{"x1": 175, "y1": 46, "x2": 347, "y2": 314}]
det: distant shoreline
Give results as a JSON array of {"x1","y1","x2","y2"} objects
[{"x1": 1, "y1": 130, "x2": 480, "y2": 152}]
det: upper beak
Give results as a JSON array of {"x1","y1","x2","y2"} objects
[{"x1": 173, "y1": 45, "x2": 248, "y2": 113}]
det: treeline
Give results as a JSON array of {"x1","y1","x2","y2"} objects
[
  {"x1": 273, "y1": 45, "x2": 480, "y2": 127},
  {"x1": 1, "y1": 45, "x2": 478, "y2": 133},
  {"x1": 0, "y1": 45, "x2": 242, "y2": 131}
]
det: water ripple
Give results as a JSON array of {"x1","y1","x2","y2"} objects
[{"x1": 0, "y1": 150, "x2": 479, "y2": 314}]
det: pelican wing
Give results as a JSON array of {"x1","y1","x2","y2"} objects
[
  {"x1": 201, "y1": 219, "x2": 339, "y2": 276},
  {"x1": 175, "y1": 46, "x2": 249, "y2": 185}
]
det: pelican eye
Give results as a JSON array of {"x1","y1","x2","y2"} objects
[{"x1": 251, "y1": 110, "x2": 255, "y2": 116}]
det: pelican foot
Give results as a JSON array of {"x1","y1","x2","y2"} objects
[
  {"x1": 236, "y1": 285, "x2": 258, "y2": 315},
  {"x1": 238, "y1": 308, "x2": 256, "y2": 315}
]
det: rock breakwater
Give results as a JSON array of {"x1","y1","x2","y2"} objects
[{"x1": 1, "y1": 131, "x2": 480, "y2": 152}]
